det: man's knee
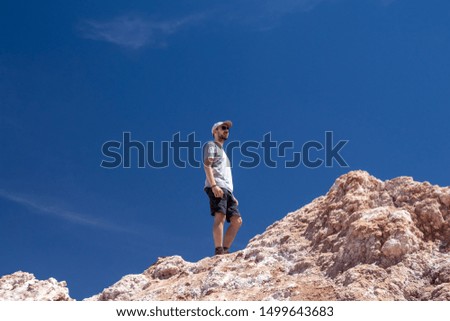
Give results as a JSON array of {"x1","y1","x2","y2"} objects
[
  {"x1": 214, "y1": 212, "x2": 226, "y2": 225},
  {"x1": 231, "y1": 216, "x2": 242, "y2": 227}
]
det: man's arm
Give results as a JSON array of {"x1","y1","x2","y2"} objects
[{"x1": 204, "y1": 158, "x2": 224, "y2": 198}]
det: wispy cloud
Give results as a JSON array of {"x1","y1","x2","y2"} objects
[
  {"x1": 0, "y1": 189, "x2": 132, "y2": 233},
  {"x1": 77, "y1": 13, "x2": 204, "y2": 49},
  {"x1": 77, "y1": 0, "x2": 394, "y2": 49},
  {"x1": 76, "y1": 1, "x2": 325, "y2": 49}
]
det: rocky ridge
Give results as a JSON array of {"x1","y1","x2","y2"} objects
[
  {"x1": 0, "y1": 271, "x2": 72, "y2": 301},
  {"x1": 1, "y1": 171, "x2": 450, "y2": 300}
]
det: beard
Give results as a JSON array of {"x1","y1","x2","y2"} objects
[{"x1": 219, "y1": 133, "x2": 229, "y2": 141}]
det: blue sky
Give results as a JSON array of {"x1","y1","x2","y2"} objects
[{"x1": 1, "y1": 0, "x2": 449, "y2": 300}]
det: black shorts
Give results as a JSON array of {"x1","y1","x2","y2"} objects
[{"x1": 204, "y1": 187, "x2": 241, "y2": 223}]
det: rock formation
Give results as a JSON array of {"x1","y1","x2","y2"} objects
[
  {"x1": 1, "y1": 171, "x2": 449, "y2": 300},
  {"x1": 0, "y1": 271, "x2": 72, "y2": 301},
  {"x1": 86, "y1": 171, "x2": 450, "y2": 301}
]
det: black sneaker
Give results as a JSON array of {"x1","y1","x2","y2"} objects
[
  {"x1": 214, "y1": 247, "x2": 224, "y2": 255},
  {"x1": 223, "y1": 247, "x2": 230, "y2": 254}
]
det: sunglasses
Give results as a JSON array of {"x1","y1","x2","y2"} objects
[{"x1": 220, "y1": 125, "x2": 229, "y2": 131}]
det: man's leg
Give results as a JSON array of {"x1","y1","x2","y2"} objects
[
  {"x1": 212, "y1": 212, "x2": 226, "y2": 249},
  {"x1": 223, "y1": 215, "x2": 242, "y2": 250}
]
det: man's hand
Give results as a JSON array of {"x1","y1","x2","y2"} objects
[
  {"x1": 233, "y1": 196, "x2": 239, "y2": 206},
  {"x1": 212, "y1": 185, "x2": 224, "y2": 198}
]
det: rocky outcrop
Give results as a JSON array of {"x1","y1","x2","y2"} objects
[
  {"x1": 86, "y1": 171, "x2": 450, "y2": 301},
  {"x1": 2, "y1": 171, "x2": 449, "y2": 300},
  {"x1": 0, "y1": 271, "x2": 73, "y2": 301}
]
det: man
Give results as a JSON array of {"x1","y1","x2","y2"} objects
[{"x1": 204, "y1": 120, "x2": 243, "y2": 256}]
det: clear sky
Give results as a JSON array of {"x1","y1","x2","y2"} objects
[{"x1": 1, "y1": 0, "x2": 449, "y2": 300}]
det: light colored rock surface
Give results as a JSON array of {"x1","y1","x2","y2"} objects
[
  {"x1": 2, "y1": 171, "x2": 449, "y2": 301},
  {"x1": 86, "y1": 171, "x2": 450, "y2": 301},
  {"x1": 0, "y1": 271, "x2": 73, "y2": 301}
]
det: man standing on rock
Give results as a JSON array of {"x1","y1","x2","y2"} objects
[{"x1": 204, "y1": 120, "x2": 243, "y2": 256}]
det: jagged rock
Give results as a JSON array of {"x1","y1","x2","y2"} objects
[
  {"x1": 2, "y1": 171, "x2": 450, "y2": 301},
  {"x1": 85, "y1": 170, "x2": 450, "y2": 301},
  {"x1": 0, "y1": 271, "x2": 73, "y2": 301}
]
